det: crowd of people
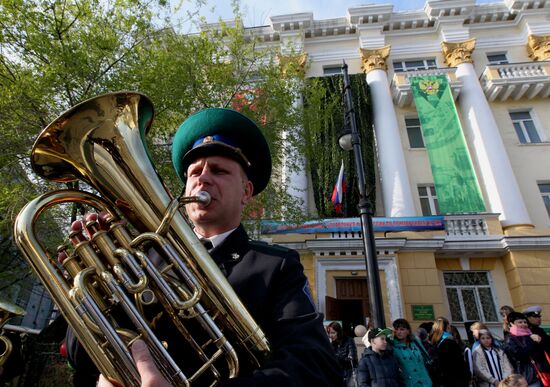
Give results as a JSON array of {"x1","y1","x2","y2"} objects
[{"x1": 328, "y1": 305, "x2": 550, "y2": 387}]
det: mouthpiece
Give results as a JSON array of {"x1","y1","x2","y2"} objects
[
  {"x1": 195, "y1": 191, "x2": 211, "y2": 206},
  {"x1": 178, "y1": 191, "x2": 211, "y2": 206}
]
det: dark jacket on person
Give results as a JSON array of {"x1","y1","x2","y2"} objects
[
  {"x1": 333, "y1": 335, "x2": 358, "y2": 385},
  {"x1": 529, "y1": 323, "x2": 550, "y2": 353},
  {"x1": 333, "y1": 335, "x2": 358, "y2": 370},
  {"x1": 357, "y1": 347, "x2": 402, "y2": 387},
  {"x1": 504, "y1": 333, "x2": 550, "y2": 385},
  {"x1": 66, "y1": 225, "x2": 342, "y2": 387},
  {"x1": 432, "y1": 335, "x2": 470, "y2": 387}
]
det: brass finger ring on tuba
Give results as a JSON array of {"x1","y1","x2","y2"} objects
[{"x1": 13, "y1": 92, "x2": 270, "y2": 386}]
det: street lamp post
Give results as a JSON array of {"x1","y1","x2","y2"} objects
[{"x1": 339, "y1": 61, "x2": 386, "y2": 328}]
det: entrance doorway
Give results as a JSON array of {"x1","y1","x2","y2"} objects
[{"x1": 325, "y1": 278, "x2": 370, "y2": 337}]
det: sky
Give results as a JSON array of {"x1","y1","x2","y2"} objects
[{"x1": 191, "y1": 0, "x2": 500, "y2": 27}]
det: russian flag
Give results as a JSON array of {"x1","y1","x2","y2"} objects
[{"x1": 331, "y1": 160, "x2": 346, "y2": 214}]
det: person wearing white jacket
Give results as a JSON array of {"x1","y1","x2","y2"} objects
[{"x1": 473, "y1": 330, "x2": 513, "y2": 387}]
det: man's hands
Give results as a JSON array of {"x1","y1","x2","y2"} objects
[{"x1": 98, "y1": 339, "x2": 170, "y2": 387}]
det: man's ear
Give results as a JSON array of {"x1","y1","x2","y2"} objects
[{"x1": 242, "y1": 180, "x2": 254, "y2": 204}]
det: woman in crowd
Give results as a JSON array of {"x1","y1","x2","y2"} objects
[
  {"x1": 327, "y1": 321, "x2": 358, "y2": 386},
  {"x1": 391, "y1": 318, "x2": 432, "y2": 386},
  {"x1": 503, "y1": 312, "x2": 550, "y2": 387},
  {"x1": 500, "y1": 306, "x2": 515, "y2": 338},
  {"x1": 429, "y1": 317, "x2": 470, "y2": 387},
  {"x1": 473, "y1": 329, "x2": 513, "y2": 386}
]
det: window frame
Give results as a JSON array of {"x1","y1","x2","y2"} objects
[
  {"x1": 486, "y1": 52, "x2": 509, "y2": 65},
  {"x1": 509, "y1": 110, "x2": 545, "y2": 144},
  {"x1": 443, "y1": 271, "x2": 499, "y2": 323},
  {"x1": 322, "y1": 65, "x2": 342, "y2": 76},
  {"x1": 538, "y1": 182, "x2": 550, "y2": 220},
  {"x1": 405, "y1": 116, "x2": 425, "y2": 148},
  {"x1": 392, "y1": 58, "x2": 437, "y2": 73},
  {"x1": 418, "y1": 184, "x2": 439, "y2": 216}
]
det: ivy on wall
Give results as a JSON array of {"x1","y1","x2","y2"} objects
[{"x1": 302, "y1": 74, "x2": 375, "y2": 218}]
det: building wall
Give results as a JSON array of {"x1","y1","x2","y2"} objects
[
  {"x1": 281, "y1": 3, "x2": 550, "y2": 227},
  {"x1": 240, "y1": 0, "x2": 550, "y2": 330},
  {"x1": 397, "y1": 252, "x2": 445, "y2": 321},
  {"x1": 503, "y1": 250, "x2": 550, "y2": 315}
]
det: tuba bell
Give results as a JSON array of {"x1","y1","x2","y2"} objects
[
  {"x1": 13, "y1": 92, "x2": 270, "y2": 386},
  {"x1": 0, "y1": 300, "x2": 25, "y2": 368}
]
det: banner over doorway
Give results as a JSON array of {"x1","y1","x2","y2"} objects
[{"x1": 410, "y1": 75, "x2": 486, "y2": 214}]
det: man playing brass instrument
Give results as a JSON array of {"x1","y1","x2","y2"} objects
[{"x1": 69, "y1": 108, "x2": 341, "y2": 386}]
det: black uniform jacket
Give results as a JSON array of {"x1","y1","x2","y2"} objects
[{"x1": 67, "y1": 225, "x2": 341, "y2": 386}]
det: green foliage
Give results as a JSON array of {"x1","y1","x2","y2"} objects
[
  {"x1": 302, "y1": 74, "x2": 375, "y2": 218},
  {"x1": 0, "y1": 0, "x2": 308, "y2": 295}
]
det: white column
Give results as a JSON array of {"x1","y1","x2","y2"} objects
[
  {"x1": 455, "y1": 62, "x2": 531, "y2": 227},
  {"x1": 282, "y1": 95, "x2": 309, "y2": 215},
  {"x1": 278, "y1": 52, "x2": 310, "y2": 216},
  {"x1": 366, "y1": 69, "x2": 416, "y2": 217}
]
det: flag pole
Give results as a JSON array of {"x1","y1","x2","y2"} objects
[{"x1": 340, "y1": 60, "x2": 386, "y2": 328}]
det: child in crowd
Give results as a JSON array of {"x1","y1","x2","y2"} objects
[
  {"x1": 357, "y1": 328, "x2": 401, "y2": 387},
  {"x1": 473, "y1": 329, "x2": 513, "y2": 387}
]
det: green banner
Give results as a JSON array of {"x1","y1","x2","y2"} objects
[{"x1": 410, "y1": 75, "x2": 485, "y2": 214}]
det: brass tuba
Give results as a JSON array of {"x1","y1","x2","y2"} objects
[
  {"x1": 13, "y1": 92, "x2": 270, "y2": 386},
  {"x1": 0, "y1": 300, "x2": 25, "y2": 367}
]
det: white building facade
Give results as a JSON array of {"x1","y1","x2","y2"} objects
[{"x1": 241, "y1": 0, "x2": 550, "y2": 333}]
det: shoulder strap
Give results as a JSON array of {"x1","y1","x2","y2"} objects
[{"x1": 412, "y1": 337, "x2": 432, "y2": 363}]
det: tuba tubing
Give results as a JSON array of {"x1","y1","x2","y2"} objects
[
  {"x1": 13, "y1": 92, "x2": 270, "y2": 386},
  {"x1": 0, "y1": 301, "x2": 25, "y2": 367}
]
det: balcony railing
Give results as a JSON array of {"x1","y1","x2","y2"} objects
[
  {"x1": 326, "y1": 214, "x2": 492, "y2": 238},
  {"x1": 390, "y1": 67, "x2": 462, "y2": 107},
  {"x1": 480, "y1": 61, "x2": 550, "y2": 101},
  {"x1": 444, "y1": 214, "x2": 489, "y2": 237}
]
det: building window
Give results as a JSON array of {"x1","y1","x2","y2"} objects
[
  {"x1": 486, "y1": 53, "x2": 509, "y2": 65},
  {"x1": 405, "y1": 117, "x2": 425, "y2": 148},
  {"x1": 393, "y1": 58, "x2": 437, "y2": 72},
  {"x1": 509, "y1": 111, "x2": 542, "y2": 144},
  {"x1": 538, "y1": 183, "x2": 550, "y2": 219},
  {"x1": 418, "y1": 185, "x2": 439, "y2": 216},
  {"x1": 443, "y1": 271, "x2": 499, "y2": 322},
  {"x1": 323, "y1": 66, "x2": 341, "y2": 76}
]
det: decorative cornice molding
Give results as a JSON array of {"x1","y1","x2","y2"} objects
[
  {"x1": 441, "y1": 38, "x2": 476, "y2": 67},
  {"x1": 274, "y1": 233, "x2": 550, "y2": 258},
  {"x1": 527, "y1": 34, "x2": 550, "y2": 61},
  {"x1": 347, "y1": 4, "x2": 394, "y2": 25},
  {"x1": 270, "y1": 12, "x2": 314, "y2": 31},
  {"x1": 359, "y1": 46, "x2": 391, "y2": 74},
  {"x1": 424, "y1": 0, "x2": 476, "y2": 20}
]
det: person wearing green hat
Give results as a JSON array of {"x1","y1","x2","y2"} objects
[
  {"x1": 98, "y1": 108, "x2": 341, "y2": 387},
  {"x1": 357, "y1": 327, "x2": 402, "y2": 386}
]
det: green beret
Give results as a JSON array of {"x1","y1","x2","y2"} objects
[{"x1": 172, "y1": 108, "x2": 271, "y2": 195}]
